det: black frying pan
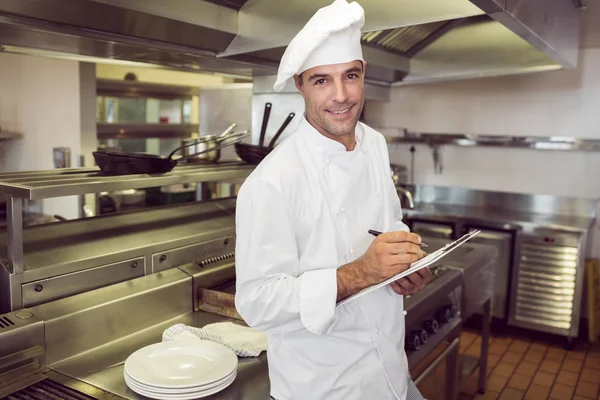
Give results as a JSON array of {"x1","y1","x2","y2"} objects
[
  {"x1": 235, "y1": 112, "x2": 296, "y2": 164},
  {"x1": 93, "y1": 132, "x2": 248, "y2": 175},
  {"x1": 234, "y1": 143, "x2": 271, "y2": 165}
]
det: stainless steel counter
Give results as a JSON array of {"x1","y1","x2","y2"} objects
[
  {"x1": 406, "y1": 202, "x2": 595, "y2": 233},
  {"x1": 52, "y1": 311, "x2": 269, "y2": 400},
  {"x1": 0, "y1": 265, "x2": 271, "y2": 399},
  {"x1": 398, "y1": 183, "x2": 597, "y2": 234}
]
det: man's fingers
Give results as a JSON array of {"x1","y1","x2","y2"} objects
[
  {"x1": 395, "y1": 277, "x2": 416, "y2": 292},
  {"x1": 390, "y1": 280, "x2": 406, "y2": 295},
  {"x1": 404, "y1": 272, "x2": 424, "y2": 287},
  {"x1": 380, "y1": 231, "x2": 422, "y2": 245},
  {"x1": 417, "y1": 267, "x2": 432, "y2": 281},
  {"x1": 385, "y1": 253, "x2": 420, "y2": 266},
  {"x1": 387, "y1": 242, "x2": 421, "y2": 255}
]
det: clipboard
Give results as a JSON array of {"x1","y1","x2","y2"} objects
[{"x1": 337, "y1": 229, "x2": 481, "y2": 307}]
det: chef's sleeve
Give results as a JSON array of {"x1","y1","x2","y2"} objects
[{"x1": 234, "y1": 177, "x2": 338, "y2": 336}]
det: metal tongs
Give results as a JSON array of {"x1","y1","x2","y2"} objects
[{"x1": 337, "y1": 229, "x2": 481, "y2": 307}]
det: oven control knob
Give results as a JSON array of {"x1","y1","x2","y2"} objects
[
  {"x1": 406, "y1": 333, "x2": 421, "y2": 351},
  {"x1": 418, "y1": 329, "x2": 428, "y2": 344},
  {"x1": 449, "y1": 304, "x2": 458, "y2": 318},
  {"x1": 423, "y1": 319, "x2": 439, "y2": 334},
  {"x1": 436, "y1": 307, "x2": 452, "y2": 324}
]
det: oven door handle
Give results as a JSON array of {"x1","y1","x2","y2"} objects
[{"x1": 413, "y1": 336, "x2": 460, "y2": 386}]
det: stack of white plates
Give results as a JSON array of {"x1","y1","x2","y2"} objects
[{"x1": 124, "y1": 338, "x2": 238, "y2": 399}]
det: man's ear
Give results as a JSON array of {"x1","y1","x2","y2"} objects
[{"x1": 293, "y1": 74, "x2": 304, "y2": 95}]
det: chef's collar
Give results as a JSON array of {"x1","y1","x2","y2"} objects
[{"x1": 300, "y1": 114, "x2": 364, "y2": 161}]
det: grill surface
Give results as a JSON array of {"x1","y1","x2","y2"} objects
[{"x1": 6, "y1": 379, "x2": 96, "y2": 400}]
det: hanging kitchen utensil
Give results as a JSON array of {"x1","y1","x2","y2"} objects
[
  {"x1": 181, "y1": 127, "x2": 243, "y2": 164},
  {"x1": 93, "y1": 131, "x2": 249, "y2": 175},
  {"x1": 219, "y1": 123, "x2": 237, "y2": 138},
  {"x1": 409, "y1": 146, "x2": 415, "y2": 184},
  {"x1": 258, "y1": 103, "x2": 271, "y2": 147},
  {"x1": 235, "y1": 112, "x2": 295, "y2": 164},
  {"x1": 431, "y1": 144, "x2": 443, "y2": 175},
  {"x1": 267, "y1": 112, "x2": 295, "y2": 149}
]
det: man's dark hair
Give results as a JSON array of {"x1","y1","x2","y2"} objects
[{"x1": 297, "y1": 60, "x2": 364, "y2": 86}]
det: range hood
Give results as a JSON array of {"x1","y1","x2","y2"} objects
[{"x1": 0, "y1": 0, "x2": 581, "y2": 89}]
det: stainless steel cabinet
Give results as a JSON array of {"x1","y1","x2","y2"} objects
[
  {"x1": 507, "y1": 231, "x2": 585, "y2": 340},
  {"x1": 465, "y1": 229, "x2": 513, "y2": 319},
  {"x1": 411, "y1": 221, "x2": 453, "y2": 239}
]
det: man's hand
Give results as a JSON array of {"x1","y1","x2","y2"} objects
[
  {"x1": 390, "y1": 250, "x2": 432, "y2": 295},
  {"x1": 360, "y1": 231, "x2": 423, "y2": 286},
  {"x1": 336, "y1": 231, "x2": 422, "y2": 302}
]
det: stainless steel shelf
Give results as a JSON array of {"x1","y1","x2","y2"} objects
[
  {"x1": 97, "y1": 78, "x2": 200, "y2": 100},
  {"x1": 0, "y1": 162, "x2": 253, "y2": 200},
  {"x1": 384, "y1": 131, "x2": 600, "y2": 152},
  {"x1": 0, "y1": 130, "x2": 24, "y2": 140},
  {"x1": 97, "y1": 123, "x2": 199, "y2": 139}
]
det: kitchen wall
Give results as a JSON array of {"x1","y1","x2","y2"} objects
[
  {"x1": 0, "y1": 52, "x2": 84, "y2": 219},
  {"x1": 364, "y1": 47, "x2": 600, "y2": 201},
  {"x1": 198, "y1": 84, "x2": 254, "y2": 161}
]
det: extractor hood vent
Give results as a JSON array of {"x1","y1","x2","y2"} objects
[
  {"x1": 361, "y1": 20, "x2": 449, "y2": 57},
  {"x1": 203, "y1": 0, "x2": 250, "y2": 10}
]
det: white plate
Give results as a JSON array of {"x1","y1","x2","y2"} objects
[
  {"x1": 124, "y1": 338, "x2": 238, "y2": 388},
  {"x1": 125, "y1": 369, "x2": 236, "y2": 394},
  {"x1": 126, "y1": 372, "x2": 236, "y2": 400}
]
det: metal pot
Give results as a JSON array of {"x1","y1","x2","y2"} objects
[{"x1": 181, "y1": 123, "x2": 240, "y2": 164}]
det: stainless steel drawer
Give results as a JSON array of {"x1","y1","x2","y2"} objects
[
  {"x1": 515, "y1": 313, "x2": 571, "y2": 330},
  {"x1": 152, "y1": 236, "x2": 235, "y2": 273},
  {"x1": 517, "y1": 283, "x2": 575, "y2": 296},
  {"x1": 22, "y1": 257, "x2": 145, "y2": 307}
]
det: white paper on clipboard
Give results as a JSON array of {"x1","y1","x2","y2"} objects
[{"x1": 336, "y1": 230, "x2": 481, "y2": 307}]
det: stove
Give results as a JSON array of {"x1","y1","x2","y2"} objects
[{"x1": 404, "y1": 266, "x2": 464, "y2": 369}]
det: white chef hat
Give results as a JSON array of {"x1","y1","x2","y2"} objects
[{"x1": 273, "y1": 0, "x2": 365, "y2": 92}]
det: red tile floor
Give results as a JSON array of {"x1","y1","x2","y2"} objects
[{"x1": 457, "y1": 328, "x2": 600, "y2": 400}]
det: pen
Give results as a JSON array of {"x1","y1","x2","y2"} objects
[{"x1": 368, "y1": 229, "x2": 428, "y2": 248}]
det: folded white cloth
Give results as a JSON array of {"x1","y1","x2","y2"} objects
[{"x1": 162, "y1": 322, "x2": 267, "y2": 357}]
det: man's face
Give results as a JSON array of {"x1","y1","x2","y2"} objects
[{"x1": 294, "y1": 60, "x2": 365, "y2": 139}]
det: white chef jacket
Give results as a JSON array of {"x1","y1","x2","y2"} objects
[{"x1": 235, "y1": 116, "x2": 410, "y2": 400}]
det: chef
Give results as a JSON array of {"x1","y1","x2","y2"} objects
[{"x1": 234, "y1": 1, "x2": 432, "y2": 399}]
